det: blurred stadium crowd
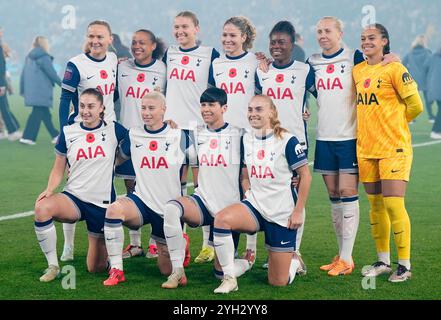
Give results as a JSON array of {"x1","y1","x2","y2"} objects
[{"x1": 1, "y1": 0, "x2": 440, "y2": 74}]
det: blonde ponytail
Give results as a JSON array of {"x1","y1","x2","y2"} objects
[
  {"x1": 256, "y1": 95, "x2": 288, "y2": 139},
  {"x1": 270, "y1": 111, "x2": 288, "y2": 139}
]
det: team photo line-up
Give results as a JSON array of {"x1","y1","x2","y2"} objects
[{"x1": 33, "y1": 10, "x2": 423, "y2": 293}]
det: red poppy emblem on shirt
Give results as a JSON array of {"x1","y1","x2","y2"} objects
[
  {"x1": 229, "y1": 68, "x2": 237, "y2": 78},
  {"x1": 181, "y1": 56, "x2": 190, "y2": 65},
  {"x1": 364, "y1": 78, "x2": 371, "y2": 88},
  {"x1": 100, "y1": 70, "x2": 108, "y2": 79},
  {"x1": 276, "y1": 74, "x2": 284, "y2": 83},
  {"x1": 86, "y1": 133, "x2": 95, "y2": 143},
  {"x1": 149, "y1": 141, "x2": 158, "y2": 151},
  {"x1": 210, "y1": 139, "x2": 218, "y2": 149},
  {"x1": 257, "y1": 150, "x2": 265, "y2": 160},
  {"x1": 326, "y1": 64, "x2": 335, "y2": 74},
  {"x1": 137, "y1": 73, "x2": 145, "y2": 83}
]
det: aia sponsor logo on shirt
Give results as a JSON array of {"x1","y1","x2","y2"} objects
[{"x1": 317, "y1": 77, "x2": 343, "y2": 90}]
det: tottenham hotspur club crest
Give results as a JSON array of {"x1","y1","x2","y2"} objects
[
  {"x1": 270, "y1": 151, "x2": 276, "y2": 161},
  {"x1": 340, "y1": 64, "x2": 346, "y2": 74},
  {"x1": 225, "y1": 138, "x2": 231, "y2": 150}
]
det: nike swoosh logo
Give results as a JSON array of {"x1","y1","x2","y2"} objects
[
  {"x1": 370, "y1": 223, "x2": 379, "y2": 226},
  {"x1": 136, "y1": 144, "x2": 143, "y2": 148},
  {"x1": 391, "y1": 169, "x2": 400, "y2": 173},
  {"x1": 86, "y1": 75, "x2": 94, "y2": 80},
  {"x1": 344, "y1": 215, "x2": 354, "y2": 219},
  {"x1": 165, "y1": 235, "x2": 177, "y2": 239},
  {"x1": 70, "y1": 138, "x2": 78, "y2": 143},
  {"x1": 262, "y1": 78, "x2": 269, "y2": 81},
  {"x1": 106, "y1": 238, "x2": 117, "y2": 241},
  {"x1": 121, "y1": 74, "x2": 129, "y2": 77},
  {"x1": 246, "y1": 153, "x2": 252, "y2": 157},
  {"x1": 353, "y1": 162, "x2": 358, "y2": 166},
  {"x1": 197, "y1": 142, "x2": 204, "y2": 145},
  {"x1": 394, "y1": 231, "x2": 404, "y2": 235},
  {"x1": 216, "y1": 72, "x2": 223, "y2": 76},
  {"x1": 38, "y1": 238, "x2": 47, "y2": 243},
  {"x1": 280, "y1": 241, "x2": 290, "y2": 245},
  {"x1": 169, "y1": 58, "x2": 176, "y2": 62}
]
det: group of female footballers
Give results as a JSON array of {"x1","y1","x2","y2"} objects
[{"x1": 33, "y1": 11, "x2": 423, "y2": 293}]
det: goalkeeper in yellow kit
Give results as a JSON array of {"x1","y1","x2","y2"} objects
[{"x1": 353, "y1": 23, "x2": 423, "y2": 282}]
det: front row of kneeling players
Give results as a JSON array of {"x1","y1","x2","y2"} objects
[{"x1": 34, "y1": 87, "x2": 310, "y2": 293}]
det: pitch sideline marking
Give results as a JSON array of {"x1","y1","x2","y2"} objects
[{"x1": 1, "y1": 140, "x2": 440, "y2": 222}]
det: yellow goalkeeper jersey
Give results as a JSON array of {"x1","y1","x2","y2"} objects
[{"x1": 353, "y1": 61, "x2": 418, "y2": 159}]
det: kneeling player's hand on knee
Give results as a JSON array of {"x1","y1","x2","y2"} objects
[{"x1": 36, "y1": 189, "x2": 53, "y2": 203}]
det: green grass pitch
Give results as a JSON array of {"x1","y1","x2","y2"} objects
[{"x1": 0, "y1": 85, "x2": 440, "y2": 300}]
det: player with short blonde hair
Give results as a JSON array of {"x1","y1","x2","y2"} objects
[{"x1": 103, "y1": 92, "x2": 193, "y2": 286}]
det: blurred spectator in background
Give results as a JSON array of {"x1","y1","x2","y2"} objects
[
  {"x1": 19, "y1": 36, "x2": 61, "y2": 145},
  {"x1": 292, "y1": 33, "x2": 305, "y2": 62},
  {"x1": 110, "y1": 33, "x2": 132, "y2": 59},
  {"x1": 0, "y1": 116, "x2": 5, "y2": 139},
  {"x1": 425, "y1": 46, "x2": 441, "y2": 139},
  {"x1": 0, "y1": 27, "x2": 21, "y2": 141},
  {"x1": 0, "y1": 27, "x2": 6, "y2": 139},
  {"x1": 403, "y1": 35, "x2": 434, "y2": 122}
]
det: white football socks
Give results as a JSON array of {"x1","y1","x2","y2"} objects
[
  {"x1": 398, "y1": 259, "x2": 411, "y2": 270},
  {"x1": 340, "y1": 197, "x2": 359, "y2": 263},
  {"x1": 104, "y1": 219, "x2": 124, "y2": 271},
  {"x1": 149, "y1": 237, "x2": 156, "y2": 246},
  {"x1": 295, "y1": 208, "x2": 306, "y2": 253},
  {"x1": 214, "y1": 259, "x2": 250, "y2": 279},
  {"x1": 330, "y1": 198, "x2": 343, "y2": 254},
  {"x1": 202, "y1": 225, "x2": 211, "y2": 248},
  {"x1": 213, "y1": 228, "x2": 235, "y2": 278},
  {"x1": 288, "y1": 258, "x2": 301, "y2": 284},
  {"x1": 233, "y1": 259, "x2": 250, "y2": 277},
  {"x1": 246, "y1": 233, "x2": 257, "y2": 252},
  {"x1": 35, "y1": 219, "x2": 59, "y2": 267},
  {"x1": 163, "y1": 202, "x2": 185, "y2": 270},
  {"x1": 129, "y1": 228, "x2": 142, "y2": 247},
  {"x1": 378, "y1": 252, "x2": 391, "y2": 265},
  {"x1": 62, "y1": 222, "x2": 76, "y2": 250}
]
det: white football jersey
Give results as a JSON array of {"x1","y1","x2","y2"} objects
[
  {"x1": 118, "y1": 59, "x2": 166, "y2": 129},
  {"x1": 256, "y1": 61, "x2": 315, "y2": 150},
  {"x1": 163, "y1": 45, "x2": 219, "y2": 129},
  {"x1": 193, "y1": 123, "x2": 244, "y2": 216},
  {"x1": 243, "y1": 131, "x2": 308, "y2": 227},
  {"x1": 307, "y1": 48, "x2": 364, "y2": 141},
  {"x1": 211, "y1": 52, "x2": 258, "y2": 129},
  {"x1": 120, "y1": 124, "x2": 196, "y2": 215},
  {"x1": 55, "y1": 121, "x2": 126, "y2": 208},
  {"x1": 62, "y1": 52, "x2": 118, "y2": 124}
]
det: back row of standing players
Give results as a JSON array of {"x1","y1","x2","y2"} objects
[{"x1": 35, "y1": 11, "x2": 421, "y2": 290}]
